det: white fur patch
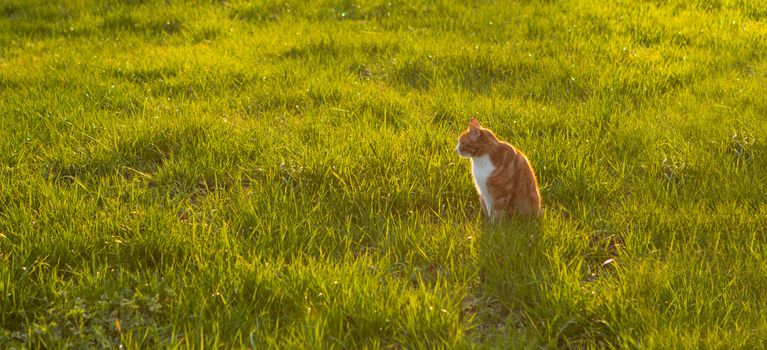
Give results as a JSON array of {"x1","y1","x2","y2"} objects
[{"x1": 470, "y1": 155, "x2": 495, "y2": 214}]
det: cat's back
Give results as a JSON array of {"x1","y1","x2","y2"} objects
[
  {"x1": 490, "y1": 141, "x2": 541, "y2": 214},
  {"x1": 489, "y1": 141, "x2": 521, "y2": 169},
  {"x1": 504, "y1": 143, "x2": 538, "y2": 186},
  {"x1": 507, "y1": 144, "x2": 541, "y2": 215}
]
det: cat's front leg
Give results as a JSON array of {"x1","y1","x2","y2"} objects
[
  {"x1": 480, "y1": 196, "x2": 496, "y2": 222},
  {"x1": 479, "y1": 196, "x2": 488, "y2": 218}
]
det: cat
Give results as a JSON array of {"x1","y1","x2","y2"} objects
[{"x1": 456, "y1": 118, "x2": 542, "y2": 221}]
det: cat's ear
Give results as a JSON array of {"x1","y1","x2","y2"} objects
[
  {"x1": 468, "y1": 118, "x2": 482, "y2": 140},
  {"x1": 469, "y1": 118, "x2": 481, "y2": 128},
  {"x1": 469, "y1": 127, "x2": 481, "y2": 140}
]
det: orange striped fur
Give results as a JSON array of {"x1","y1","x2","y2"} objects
[{"x1": 456, "y1": 118, "x2": 542, "y2": 221}]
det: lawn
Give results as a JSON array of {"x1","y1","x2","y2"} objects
[{"x1": 1, "y1": 0, "x2": 766, "y2": 348}]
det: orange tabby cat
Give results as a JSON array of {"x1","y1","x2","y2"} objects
[{"x1": 456, "y1": 118, "x2": 542, "y2": 221}]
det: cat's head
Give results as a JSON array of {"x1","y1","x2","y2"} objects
[{"x1": 456, "y1": 118, "x2": 494, "y2": 158}]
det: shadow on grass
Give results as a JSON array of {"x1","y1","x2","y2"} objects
[
  {"x1": 469, "y1": 214, "x2": 625, "y2": 348},
  {"x1": 461, "y1": 217, "x2": 546, "y2": 343},
  {"x1": 476, "y1": 216, "x2": 545, "y2": 306}
]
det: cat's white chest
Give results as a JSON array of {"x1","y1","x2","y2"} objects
[{"x1": 470, "y1": 155, "x2": 495, "y2": 213}]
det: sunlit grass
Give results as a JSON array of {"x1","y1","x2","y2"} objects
[{"x1": 1, "y1": 0, "x2": 766, "y2": 348}]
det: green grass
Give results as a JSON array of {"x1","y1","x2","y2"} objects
[{"x1": 1, "y1": 0, "x2": 766, "y2": 348}]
